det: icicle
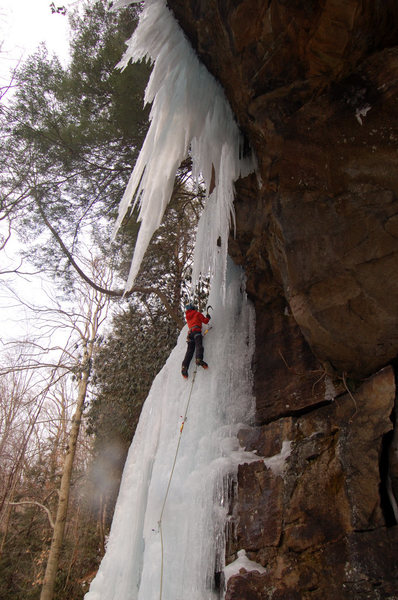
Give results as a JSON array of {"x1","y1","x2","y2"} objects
[{"x1": 112, "y1": 0, "x2": 255, "y2": 291}]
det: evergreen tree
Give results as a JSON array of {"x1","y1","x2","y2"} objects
[
  {"x1": 86, "y1": 190, "x2": 203, "y2": 520},
  {"x1": 0, "y1": 2, "x2": 206, "y2": 595},
  {"x1": 0, "y1": 0, "x2": 150, "y2": 282}
]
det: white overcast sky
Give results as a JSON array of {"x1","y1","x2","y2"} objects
[
  {"x1": 0, "y1": 0, "x2": 79, "y2": 345},
  {"x1": 0, "y1": 0, "x2": 78, "y2": 87}
]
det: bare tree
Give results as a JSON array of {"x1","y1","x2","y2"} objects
[
  {"x1": 0, "y1": 254, "x2": 111, "y2": 599},
  {"x1": 37, "y1": 259, "x2": 111, "y2": 600},
  {"x1": 0, "y1": 359, "x2": 61, "y2": 557}
]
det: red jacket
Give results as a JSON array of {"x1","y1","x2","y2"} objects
[{"x1": 185, "y1": 309, "x2": 210, "y2": 332}]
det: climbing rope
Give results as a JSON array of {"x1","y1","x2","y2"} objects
[{"x1": 158, "y1": 367, "x2": 198, "y2": 600}]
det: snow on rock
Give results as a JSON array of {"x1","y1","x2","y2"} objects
[
  {"x1": 263, "y1": 440, "x2": 292, "y2": 476},
  {"x1": 355, "y1": 104, "x2": 371, "y2": 125},
  {"x1": 324, "y1": 375, "x2": 336, "y2": 401},
  {"x1": 85, "y1": 258, "x2": 255, "y2": 600},
  {"x1": 111, "y1": 0, "x2": 255, "y2": 291},
  {"x1": 224, "y1": 549, "x2": 267, "y2": 583}
]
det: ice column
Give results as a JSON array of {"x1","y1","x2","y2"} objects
[{"x1": 85, "y1": 257, "x2": 255, "y2": 600}]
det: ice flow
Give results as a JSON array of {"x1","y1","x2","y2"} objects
[
  {"x1": 86, "y1": 2, "x2": 258, "y2": 597},
  {"x1": 85, "y1": 259, "x2": 255, "y2": 599}
]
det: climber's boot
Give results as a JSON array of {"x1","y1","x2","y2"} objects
[{"x1": 196, "y1": 359, "x2": 208, "y2": 369}]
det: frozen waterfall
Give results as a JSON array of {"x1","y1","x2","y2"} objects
[
  {"x1": 85, "y1": 1, "x2": 258, "y2": 597},
  {"x1": 111, "y1": 0, "x2": 255, "y2": 290},
  {"x1": 85, "y1": 259, "x2": 255, "y2": 599}
]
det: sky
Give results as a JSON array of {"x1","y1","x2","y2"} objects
[
  {"x1": 0, "y1": 0, "x2": 77, "y2": 88},
  {"x1": 0, "y1": 0, "x2": 78, "y2": 345}
]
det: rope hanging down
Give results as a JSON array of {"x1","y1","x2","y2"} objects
[{"x1": 158, "y1": 367, "x2": 198, "y2": 600}]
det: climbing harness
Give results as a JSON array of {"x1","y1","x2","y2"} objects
[{"x1": 158, "y1": 367, "x2": 198, "y2": 600}]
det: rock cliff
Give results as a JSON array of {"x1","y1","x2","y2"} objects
[{"x1": 166, "y1": 1, "x2": 398, "y2": 597}]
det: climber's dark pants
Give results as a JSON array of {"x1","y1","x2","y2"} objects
[{"x1": 182, "y1": 331, "x2": 203, "y2": 369}]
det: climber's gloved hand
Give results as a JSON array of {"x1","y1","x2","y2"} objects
[{"x1": 206, "y1": 313, "x2": 211, "y2": 319}]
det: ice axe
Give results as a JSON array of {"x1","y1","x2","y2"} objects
[{"x1": 203, "y1": 305, "x2": 213, "y2": 336}]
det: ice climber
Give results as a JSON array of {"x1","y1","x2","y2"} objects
[{"x1": 181, "y1": 304, "x2": 211, "y2": 379}]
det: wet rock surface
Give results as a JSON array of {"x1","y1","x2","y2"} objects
[{"x1": 251, "y1": 296, "x2": 339, "y2": 424}]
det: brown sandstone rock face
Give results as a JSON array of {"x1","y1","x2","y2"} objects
[
  {"x1": 227, "y1": 367, "x2": 398, "y2": 599},
  {"x1": 266, "y1": 52, "x2": 398, "y2": 377},
  {"x1": 167, "y1": 0, "x2": 398, "y2": 378},
  {"x1": 164, "y1": 1, "x2": 398, "y2": 597}
]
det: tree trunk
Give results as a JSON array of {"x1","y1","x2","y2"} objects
[
  {"x1": 0, "y1": 472, "x2": 18, "y2": 557},
  {"x1": 40, "y1": 358, "x2": 90, "y2": 600}
]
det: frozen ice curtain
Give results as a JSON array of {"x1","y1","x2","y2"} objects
[
  {"x1": 111, "y1": 0, "x2": 255, "y2": 291},
  {"x1": 85, "y1": 259, "x2": 255, "y2": 600}
]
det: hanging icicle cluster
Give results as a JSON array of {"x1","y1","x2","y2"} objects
[{"x1": 112, "y1": 0, "x2": 255, "y2": 291}]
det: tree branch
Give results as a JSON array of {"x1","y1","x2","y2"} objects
[
  {"x1": 9, "y1": 500, "x2": 55, "y2": 529},
  {"x1": 34, "y1": 194, "x2": 184, "y2": 328}
]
